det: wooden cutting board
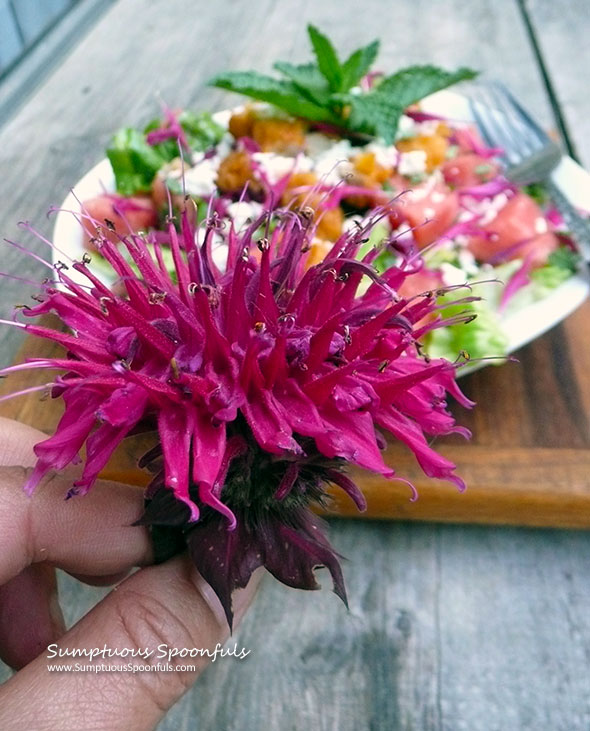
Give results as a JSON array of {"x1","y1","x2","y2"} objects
[{"x1": 2, "y1": 303, "x2": 590, "y2": 529}]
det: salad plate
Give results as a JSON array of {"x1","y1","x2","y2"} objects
[{"x1": 52, "y1": 90, "x2": 590, "y2": 369}]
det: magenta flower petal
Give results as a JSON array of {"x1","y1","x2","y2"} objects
[
  {"x1": 242, "y1": 389, "x2": 302, "y2": 456},
  {"x1": 71, "y1": 422, "x2": 135, "y2": 497},
  {"x1": 25, "y1": 390, "x2": 103, "y2": 494},
  {"x1": 376, "y1": 407, "x2": 466, "y2": 491},
  {"x1": 316, "y1": 408, "x2": 394, "y2": 477},
  {"x1": 191, "y1": 408, "x2": 227, "y2": 487},
  {"x1": 158, "y1": 407, "x2": 199, "y2": 521}
]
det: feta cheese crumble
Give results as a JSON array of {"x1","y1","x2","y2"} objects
[{"x1": 398, "y1": 150, "x2": 428, "y2": 177}]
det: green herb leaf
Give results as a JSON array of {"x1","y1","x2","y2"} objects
[
  {"x1": 209, "y1": 70, "x2": 335, "y2": 122},
  {"x1": 546, "y1": 245, "x2": 580, "y2": 272},
  {"x1": 273, "y1": 61, "x2": 331, "y2": 106},
  {"x1": 523, "y1": 181, "x2": 549, "y2": 206},
  {"x1": 377, "y1": 65, "x2": 477, "y2": 109},
  {"x1": 307, "y1": 24, "x2": 343, "y2": 92},
  {"x1": 426, "y1": 290, "x2": 508, "y2": 362},
  {"x1": 106, "y1": 128, "x2": 167, "y2": 196},
  {"x1": 340, "y1": 39, "x2": 380, "y2": 90},
  {"x1": 341, "y1": 92, "x2": 404, "y2": 144},
  {"x1": 178, "y1": 110, "x2": 225, "y2": 150},
  {"x1": 142, "y1": 120, "x2": 181, "y2": 162}
]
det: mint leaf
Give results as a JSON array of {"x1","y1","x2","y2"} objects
[
  {"x1": 307, "y1": 24, "x2": 343, "y2": 92},
  {"x1": 341, "y1": 65, "x2": 477, "y2": 143},
  {"x1": 342, "y1": 92, "x2": 404, "y2": 144},
  {"x1": 273, "y1": 61, "x2": 331, "y2": 106},
  {"x1": 107, "y1": 128, "x2": 167, "y2": 196},
  {"x1": 341, "y1": 40, "x2": 380, "y2": 90},
  {"x1": 377, "y1": 65, "x2": 477, "y2": 109},
  {"x1": 209, "y1": 70, "x2": 335, "y2": 122}
]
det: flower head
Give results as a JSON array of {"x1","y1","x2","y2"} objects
[{"x1": 3, "y1": 196, "x2": 473, "y2": 627}]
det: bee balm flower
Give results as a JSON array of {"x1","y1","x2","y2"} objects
[{"x1": 3, "y1": 200, "x2": 473, "y2": 627}]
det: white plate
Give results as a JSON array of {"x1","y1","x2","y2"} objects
[{"x1": 52, "y1": 93, "x2": 590, "y2": 363}]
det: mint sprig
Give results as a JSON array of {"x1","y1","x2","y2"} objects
[{"x1": 208, "y1": 25, "x2": 477, "y2": 144}]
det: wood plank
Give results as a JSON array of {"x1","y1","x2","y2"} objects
[{"x1": 0, "y1": 0, "x2": 116, "y2": 128}]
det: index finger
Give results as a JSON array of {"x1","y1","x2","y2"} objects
[{"x1": 0, "y1": 465, "x2": 152, "y2": 585}]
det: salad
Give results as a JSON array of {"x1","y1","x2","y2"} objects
[{"x1": 77, "y1": 26, "x2": 582, "y2": 364}]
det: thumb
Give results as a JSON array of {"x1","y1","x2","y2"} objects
[{"x1": 0, "y1": 556, "x2": 261, "y2": 731}]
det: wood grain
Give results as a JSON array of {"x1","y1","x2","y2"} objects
[{"x1": 2, "y1": 1, "x2": 590, "y2": 730}]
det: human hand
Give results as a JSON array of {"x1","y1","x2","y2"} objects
[{"x1": 0, "y1": 417, "x2": 259, "y2": 730}]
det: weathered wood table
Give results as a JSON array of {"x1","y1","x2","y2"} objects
[{"x1": 1, "y1": 1, "x2": 590, "y2": 728}]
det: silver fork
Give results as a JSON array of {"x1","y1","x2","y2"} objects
[{"x1": 468, "y1": 81, "x2": 590, "y2": 261}]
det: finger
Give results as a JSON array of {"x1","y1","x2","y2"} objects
[
  {"x1": 0, "y1": 417, "x2": 47, "y2": 467},
  {"x1": 0, "y1": 419, "x2": 150, "y2": 671},
  {"x1": 0, "y1": 418, "x2": 152, "y2": 580},
  {"x1": 0, "y1": 565, "x2": 130, "y2": 670},
  {"x1": 0, "y1": 564, "x2": 65, "y2": 670},
  {"x1": 0, "y1": 466, "x2": 152, "y2": 585},
  {"x1": 0, "y1": 422, "x2": 68, "y2": 670},
  {"x1": 0, "y1": 557, "x2": 262, "y2": 731}
]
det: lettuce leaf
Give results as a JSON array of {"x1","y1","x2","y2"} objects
[
  {"x1": 426, "y1": 290, "x2": 508, "y2": 362},
  {"x1": 108, "y1": 112, "x2": 224, "y2": 196},
  {"x1": 106, "y1": 128, "x2": 168, "y2": 196}
]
